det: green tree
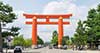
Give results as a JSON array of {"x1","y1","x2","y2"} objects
[
  {"x1": 2, "y1": 27, "x2": 20, "y2": 48},
  {"x1": 24, "y1": 39, "x2": 32, "y2": 47},
  {"x1": 84, "y1": 4, "x2": 100, "y2": 49},
  {"x1": 13, "y1": 36, "x2": 32, "y2": 48},
  {"x1": 2, "y1": 26, "x2": 20, "y2": 37},
  {"x1": 51, "y1": 35, "x2": 58, "y2": 45},
  {"x1": 51, "y1": 30, "x2": 58, "y2": 45},
  {"x1": 72, "y1": 20, "x2": 87, "y2": 49},
  {"x1": 37, "y1": 36, "x2": 44, "y2": 44},
  {"x1": 52, "y1": 30, "x2": 58, "y2": 39},
  {"x1": 62, "y1": 36, "x2": 69, "y2": 45},
  {"x1": 13, "y1": 35, "x2": 25, "y2": 46},
  {"x1": 0, "y1": 2, "x2": 16, "y2": 52},
  {"x1": 51, "y1": 31, "x2": 70, "y2": 45},
  {"x1": 10, "y1": 26, "x2": 20, "y2": 36}
]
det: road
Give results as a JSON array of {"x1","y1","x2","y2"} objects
[{"x1": 3, "y1": 47, "x2": 100, "y2": 53}]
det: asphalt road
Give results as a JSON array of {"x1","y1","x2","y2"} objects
[{"x1": 3, "y1": 47, "x2": 100, "y2": 53}]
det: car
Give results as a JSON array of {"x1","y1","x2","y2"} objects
[
  {"x1": 62, "y1": 45, "x2": 67, "y2": 50},
  {"x1": 33, "y1": 46, "x2": 38, "y2": 49},
  {"x1": 54, "y1": 46, "x2": 58, "y2": 49},
  {"x1": 49, "y1": 45, "x2": 53, "y2": 49},
  {"x1": 38, "y1": 44, "x2": 44, "y2": 48},
  {"x1": 14, "y1": 46, "x2": 22, "y2": 53}
]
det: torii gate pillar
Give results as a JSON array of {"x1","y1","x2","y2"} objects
[
  {"x1": 58, "y1": 17, "x2": 63, "y2": 48},
  {"x1": 32, "y1": 17, "x2": 37, "y2": 48}
]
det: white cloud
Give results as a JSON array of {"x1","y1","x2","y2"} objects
[
  {"x1": 42, "y1": 0, "x2": 89, "y2": 38},
  {"x1": 43, "y1": 0, "x2": 88, "y2": 20}
]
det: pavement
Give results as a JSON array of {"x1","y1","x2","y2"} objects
[{"x1": 3, "y1": 47, "x2": 100, "y2": 53}]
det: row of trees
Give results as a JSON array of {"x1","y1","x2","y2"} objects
[
  {"x1": 71, "y1": 4, "x2": 100, "y2": 49},
  {"x1": 13, "y1": 35, "x2": 44, "y2": 48},
  {"x1": 13, "y1": 35, "x2": 32, "y2": 47}
]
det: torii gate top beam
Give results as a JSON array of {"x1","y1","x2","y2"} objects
[{"x1": 23, "y1": 14, "x2": 72, "y2": 19}]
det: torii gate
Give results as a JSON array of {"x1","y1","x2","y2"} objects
[{"x1": 23, "y1": 14, "x2": 72, "y2": 48}]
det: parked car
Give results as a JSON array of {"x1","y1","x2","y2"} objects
[
  {"x1": 49, "y1": 45, "x2": 53, "y2": 49},
  {"x1": 33, "y1": 46, "x2": 38, "y2": 49},
  {"x1": 14, "y1": 46, "x2": 22, "y2": 53},
  {"x1": 38, "y1": 44, "x2": 44, "y2": 48},
  {"x1": 53, "y1": 46, "x2": 58, "y2": 49},
  {"x1": 62, "y1": 45, "x2": 67, "y2": 50}
]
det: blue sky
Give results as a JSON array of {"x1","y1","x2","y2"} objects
[{"x1": 1, "y1": 0, "x2": 100, "y2": 42}]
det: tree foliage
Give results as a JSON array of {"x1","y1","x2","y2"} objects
[
  {"x1": 24, "y1": 39, "x2": 32, "y2": 47},
  {"x1": 12, "y1": 35, "x2": 25, "y2": 46},
  {"x1": 0, "y1": 2, "x2": 16, "y2": 23},
  {"x1": 13, "y1": 35, "x2": 44, "y2": 47},
  {"x1": 52, "y1": 30, "x2": 58, "y2": 39},
  {"x1": 62, "y1": 36, "x2": 69, "y2": 45},
  {"x1": 83, "y1": 4, "x2": 100, "y2": 49},
  {"x1": 13, "y1": 35, "x2": 32, "y2": 47},
  {"x1": 84, "y1": 4, "x2": 100, "y2": 41},
  {"x1": 0, "y1": 1, "x2": 16, "y2": 52},
  {"x1": 72, "y1": 20, "x2": 87, "y2": 47},
  {"x1": 37, "y1": 36, "x2": 44, "y2": 44},
  {"x1": 71, "y1": 4, "x2": 100, "y2": 49},
  {"x1": 51, "y1": 30, "x2": 58, "y2": 45},
  {"x1": 51, "y1": 30, "x2": 70, "y2": 45},
  {"x1": 51, "y1": 35, "x2": 58, "y2": 45},
  {"x1": 2, "y1": 26, "x2": 20, "y2": 37}
]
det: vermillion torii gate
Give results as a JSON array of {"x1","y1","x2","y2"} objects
[{"x1": 23, "y1": 14, "x2": 72, "y2": 48}]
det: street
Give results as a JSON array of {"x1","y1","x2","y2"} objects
[{"x1": 3, "y1": 47, "x2": 100, "y2": 53}]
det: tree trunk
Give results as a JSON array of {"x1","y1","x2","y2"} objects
[{"x1": 0, "y1": 22, "x2": 3, "y2": 52}]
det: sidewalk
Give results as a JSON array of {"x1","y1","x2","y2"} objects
[{"x1": 74, "y1": 50, "x2": 100, "y2": 53}]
